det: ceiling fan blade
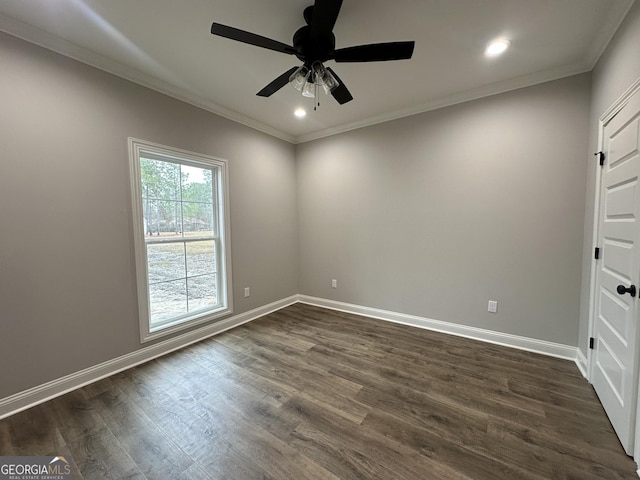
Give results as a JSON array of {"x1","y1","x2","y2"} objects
[
  {"x1": 310, "y1": 0, "x2": 343, "y2": 41},
  {"x1": 211, "y1": 23, "x2": 296, "y2": 55},
  {"x1": 326, "y1": 67, "x2": 353, "y2": 105},
  {"x1": 334, "y1": 41, "x2": 415, "y2": 62},
  {"x1": 256, "y1": 67, "x2": 299, "y2": 97}
]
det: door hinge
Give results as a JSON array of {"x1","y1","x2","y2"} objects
[
  {"x1": 595, "y1": 151, "x2": 605, "y2": 166},
  {"x1": 594, "y1": 247, "x2": 600, "y2": 260},
  {"x1": 589, "y1": 337, "x2": 595, "y2": 349}
]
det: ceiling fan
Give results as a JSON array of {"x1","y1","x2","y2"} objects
[{"x1": 210, "y1": 0, "x2": 415, "y2": 106}]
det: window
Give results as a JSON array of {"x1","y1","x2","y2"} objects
[{"x1": 128, "y1": 138, "x2": 232, "y2": 342}]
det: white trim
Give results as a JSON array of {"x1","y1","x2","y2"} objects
[
  {"x1": 0, "y1": 295, "x2": 297, "y2": 421},
  {"x1": 587, "y1": 77, "x2": 640, "y2": 383},
  {"x1": 586, "y1": 129, "x2": 604, "y2": 381},
  {"x1": 298, "y1": 295, "x2": 578, "y2": 361},
  {"x1": 127, "y1": 138, "x2": 234, "y2": 343},
  {"x1": 0, "y1": 12, "x2": 618, "y2": 146},
  {"x1": 637, "y1": 357, "x2": 640, "y2": 463},
  {"x1": 585, "y1": 0, "x2": 636, "y2": 70},
  {"x1": 588, "y1": 78, "x2": 640, "y2": 460},
  {"x1": 0, "y1": 14, "x2": 295, "y2": 144},
  {"x1": 0, "y1": 295, "x2": 584, "y2": 421},
  {"x1": 576, "y1": 348, "x2": 588, "y2": 378},
  {"x1": 296, "y1": 63, "x2": 590, "y2": 144},
  {"x1": 600, "y1": 77, "x2": 640, "y2": 124}
]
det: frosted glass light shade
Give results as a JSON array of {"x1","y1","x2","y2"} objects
[
  {"x1": 302, "y1": 80, "x2": 315, "y2": 98},
  {"x1": 289, "y1": 66, "x2": 309, "y2": 91},
  {"x1": 321, "y1": 69, "x2": 338, "y2": 94},
  {"x1": 311, "y1": 63, "x2": 338, "y2": 94}
]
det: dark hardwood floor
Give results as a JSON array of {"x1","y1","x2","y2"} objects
[{"x1": 0, "y1": 303, "x2": 637, "y2": 479}]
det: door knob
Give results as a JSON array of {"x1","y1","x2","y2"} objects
[{"x1": 616, "y1": 284, "x2": 637, "y2": 297}]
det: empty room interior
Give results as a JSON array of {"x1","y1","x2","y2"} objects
[{"x1": 2, "y1": 1, "x2": 640, "y2": 478}]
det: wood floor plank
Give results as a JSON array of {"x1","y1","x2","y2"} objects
[
  {"x1": 215, "y1": 333, "x2": 370, "y2": 424},
  {"x1": 186, "y1": 340, "x2": 297, "y2": 408},
  {"x1": 194, "y1": 390, "x2": 340, "y2": 480},
  {"x1": 0, "y1": 402, "x2": 69, "y2": 456},
  {"x1": 92, "y1": 388, "x2": 194, "y2": 480},
  {"x1": 66, "y1": 425, "x2": 146, "y2": 480},
  {"x1": 285, "y1": 394, "x2": 475, "y2": 480},
  {"x1": 0, "y1": 303, "x2": 637, "y2": 479},
  {"x1": 117, "y1": 370, "x2": 272, "y2": 480},
  {"x1": 361, "y1": 408, "x2": 550, "y2": 480},
  {"x1": 486, "y1": 417, "x2": 634, "y2": 479},
  {"x1": 307, "y1": 341, "x2": 549, "y2": 425}
]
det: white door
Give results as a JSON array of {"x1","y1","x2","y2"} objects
[{"x1": 592, "y1": 88, "x2": 640, "y2": 455}]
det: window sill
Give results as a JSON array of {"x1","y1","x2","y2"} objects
[{"x1": 141, "y1": 306, "x2": 233, "y2": 343}]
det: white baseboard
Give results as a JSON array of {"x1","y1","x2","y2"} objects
[
  {"x1": 0, "y1": 295, "x2": 298, "y2": 420},
  {"x1": 297, "y1": 295, "x2": 578, "y2": 361},
  {"x1": 576, "y1": 348, "x2": 589, "y2": 379},
  {"x1": 0, "y1": 294, "x2": 581, "y2": 420}
]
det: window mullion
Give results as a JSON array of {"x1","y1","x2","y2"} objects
[
  {"x1": 212, "y1": 169, "x2": 219, "y2": 238},
  {"x1": 183, "y1": 242, "x2": 189, "y2": 313},
  {"x1": 180, "y1": 167, "x2": 190, "y2": 313},
  {"x1": 146, "y1": 235, "x2": 215, "y2": 244}
]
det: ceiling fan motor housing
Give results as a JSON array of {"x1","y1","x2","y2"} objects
[{"x1": 293, "y1": 25, "x2": 336, "y2": 64}]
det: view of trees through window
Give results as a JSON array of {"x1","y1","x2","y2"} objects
[{"x1": 140, "y1": 157, "x2": 219, "y2": 327}]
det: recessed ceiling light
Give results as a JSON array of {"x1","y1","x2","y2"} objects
[
  {"x1": 294, "y1": 108, "x2": 307, "y2": 118},
  {"x1": 485, "y1": 38, "x2": 511, "y2": 57}
]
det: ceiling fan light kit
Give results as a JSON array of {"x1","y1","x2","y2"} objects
[
  {"x1": 210, "y1": 0, "x2": 415, "y2": 109},
  {"x1": 288, "y1": 63, "x2": 338, "y2": 106}
]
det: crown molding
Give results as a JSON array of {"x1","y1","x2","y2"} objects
[
  {"x1": 0, "y1": 14, "x2": 296, "y2": 144},
  {"x1": 585, "y1": 0, "x2": 636, "y2": 70},
  {"x1": 294, "y1": 0, "x2": 635, "y2": 144},
  {"x1": 294, "y1": 62, "x2": 590, "y2": 144},
  {"x1": 2, "y1": 2, "x2": 631, "y2": 146}
]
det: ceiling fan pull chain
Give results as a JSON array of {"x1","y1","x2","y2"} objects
[{"x1": 314, "y1": 83, "x2": 319, "y2": 111}]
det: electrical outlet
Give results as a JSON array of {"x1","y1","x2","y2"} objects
[
  {"x1": 488, "y1": 300, "x2": 498, "y2": 313},
  {"x1": 244, "y1": 287, "x2": 250, "y2": 298},
  {"x1": 331, "y1": 279, "x2": 337, "y2": 289}
]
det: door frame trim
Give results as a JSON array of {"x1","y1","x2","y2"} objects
[{"x1": 587, "y1": 76, "x2": 640, "y2": 462}]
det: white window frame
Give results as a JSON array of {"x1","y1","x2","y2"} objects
[{"x1": 128, "y1": 138, "x2": 233, "y2": 343}]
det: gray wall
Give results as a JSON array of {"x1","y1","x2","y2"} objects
[
  {"x1": 4, "y1": 9, "x2": 629, "y2": 400},
  {"x1": 0, "y1": 32, "x2": 298, "y2": 399},
  {"x1": 297, "y1": 74, "x2": 591, "y2": 345},
  {"x1": 578, "y1": 2, "x2": 640, "y2": 360}
]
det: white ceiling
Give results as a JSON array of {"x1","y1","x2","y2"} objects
[{"x1": 0, "y1": 0, "x2": 635, "y2": 143}]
